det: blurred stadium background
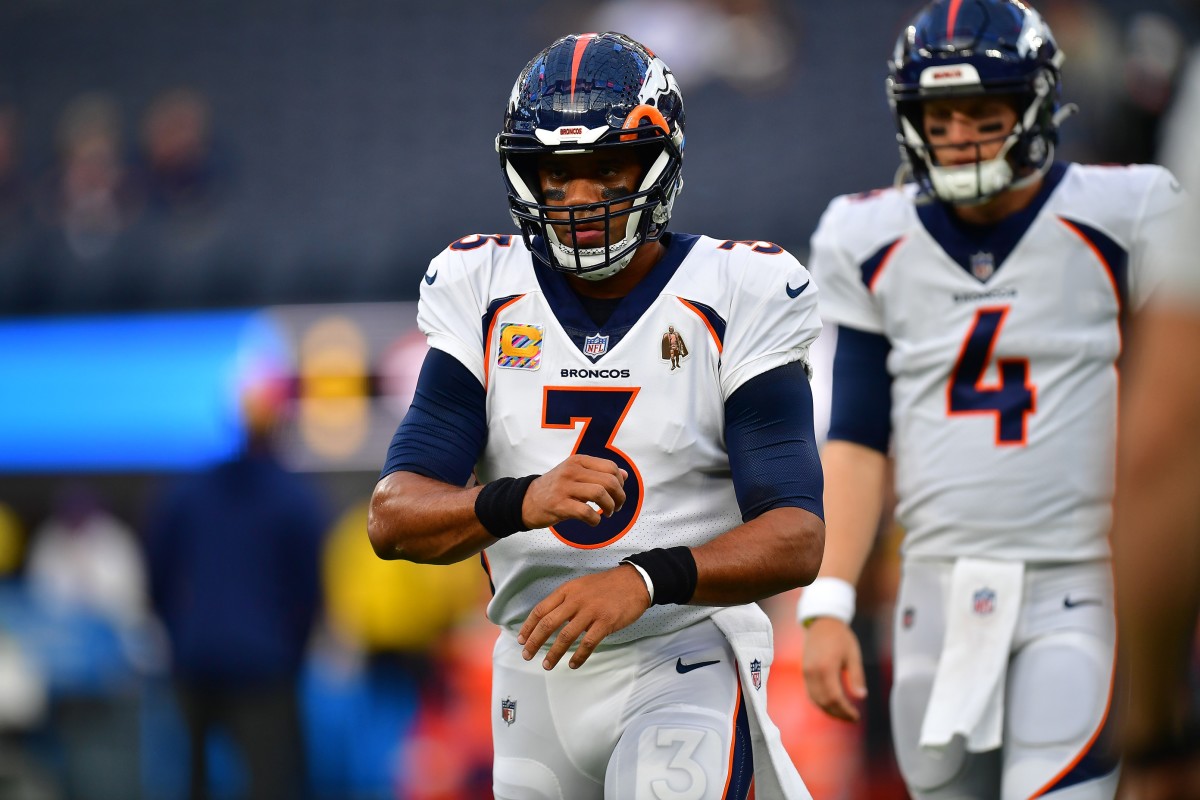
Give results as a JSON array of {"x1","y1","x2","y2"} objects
[{"x1": 0, "y1": 0, "x2": 1193, "y2": 797}]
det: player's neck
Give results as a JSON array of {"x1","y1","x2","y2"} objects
[
  {"x1": 950, "y1": 178, "x2": 1043, "y2": 226},
  {"x1": 566, "y1": 241, "x2": 665, "y2": 300}
]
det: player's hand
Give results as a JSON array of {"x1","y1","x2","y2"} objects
[
  {"x1": 517, "y1": 564, "x2": 651, "y2": 670},
  {"x1": 521, "y1": 454, "x2": 627, "y2": 529},
  {"x1": 802, "y1": 616, "x2": 868, "y2": 722}
]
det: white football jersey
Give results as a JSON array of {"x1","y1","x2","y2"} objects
[
  {"x1": 813, "y1": 163, "x2": 1185, "y2": 562},
  {"x1": 418, "y1": 232, "x2": 821, "y2": 643}
]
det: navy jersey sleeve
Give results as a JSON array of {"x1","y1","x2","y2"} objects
[
  {"x1": 379, "y1": 347, "x2": 487, "y2": 486},
  {"x1": 725, "y1": 360, "x2": 824, "y2": 522},
  {"x1": 826, "y1": 325, "x2": 893, "y2": 453}
]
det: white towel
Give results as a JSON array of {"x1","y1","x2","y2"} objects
[
  {"x1": 919, "y1": 557, "x2": 1024, "y2": 752},
  {"x1": 711, "y1": 605, "x2": 813, "y2": 800}
]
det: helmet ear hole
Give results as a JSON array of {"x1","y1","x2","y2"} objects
[{"x1": 505, "y1": 153, "x2": 540, "y2": 193}]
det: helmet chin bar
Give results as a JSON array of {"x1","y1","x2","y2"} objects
[
  {"x1": 503, "y1": 144, "x2": 673, "y2": 280},
  {"x1": 928, "y1": 152, "x2": 1015, "y2": 206}
]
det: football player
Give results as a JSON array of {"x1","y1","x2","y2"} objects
[
  {"x1": 369, "y1": 32, "x2": 825, "y2": 799},
  {"x1": 795, "y1": 2, "x2": 1186, "y2": 799}
]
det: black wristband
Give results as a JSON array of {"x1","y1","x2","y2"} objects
[
  {"x1": 621, "y1": 546, "x2": 698, "y2": 606},
  {"x1": 474, "y1": 475, "x2": 539, "y2": 538}
]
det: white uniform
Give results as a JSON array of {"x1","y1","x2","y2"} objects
[
  {"x1": 418, "y1": 231, "x2": 820, "y2": 799},
  {"x1": 812, "y1": 163, "x2": 1185, "y2": 800},
  {"x1": 813, "y1": 163, "x2": 1181, "y2": 562}
]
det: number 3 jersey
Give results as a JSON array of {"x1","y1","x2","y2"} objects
[
  {"x1": 812, "y1": 162, "x2": 1185, "y2": 563},
  {"x1": 417, "y1": 232, "x2": 821, "y2": 643}
]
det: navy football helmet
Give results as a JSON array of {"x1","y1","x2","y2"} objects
[
  {"x1": 888, "y1": 0, "x2": 1073, "y2": 205},
  {"x1": 497, "y1": 32, "x2": 685, "y2": 280}
]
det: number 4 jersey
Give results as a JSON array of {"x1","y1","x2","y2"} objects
[
  {"x1": 812, "y1": 162, "x2": 1186, "y2": 562},
  {"x1": 417, "y1": 232, "x2": 821, "y2": 643}
]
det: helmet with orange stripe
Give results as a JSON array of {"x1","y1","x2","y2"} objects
[
  {"x1": 888, "y1": 0, "x2": 1073, "y2": 205},
  {"x1": 497, "y1": 32, "x2": 685, "y2": 280}
]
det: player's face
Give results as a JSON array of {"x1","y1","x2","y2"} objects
[
  {"x1": 922, "y1": 96, "x2": 1018, "y2": 166},
  {"x1": 537, "y1": 149, "x2": 644, "y2": 249}
]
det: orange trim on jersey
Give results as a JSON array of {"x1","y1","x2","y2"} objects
[
  {"x1": 946, "y1": 0, "x2": 964, "y2": 39},
  {"x1": 620, "y1": 103, "x2": 670, "y2": 142},
  {"x1": 1027, "y1": 624, "x2": 1118, "y2": 798},
  {"x1": 721, "y1": 679, "x2": 744, "y2": 798},
  {"x1": 870, "y1": 237, "x2": 905, "y2": 293},
  {"x1": 570, "y1": 34, "x2": 597, "y2": 101},
  {"x1": 1058, "y1": 218, "x2": 1122, "y2": 314},
  {"x1": 483, "y1": 295, "x2": 527, "y2": 391},
  {"x1": 540, "y1": 385, "x2": 644, "y2": 549},
  {"x1": 946, "y1": 305, "x2": 1038, "y2": 447},
  {"x1": 679, "y1": 298, "x2": 723, "y2": 354}
]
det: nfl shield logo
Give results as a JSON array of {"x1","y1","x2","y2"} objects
[
  {"x1": 501, "y1": 697, "x2": 517, "y2": 726},
  {"x1": 749, "y1": 659, "x2": 762, "y2": 691},
  {"x1": 973, "y1": 588, "x2": 996, "y2": 616},
  {"x1": 970, "y1": 251, "x2": 995, "y2": 281},
  {"x1": 584, "y1": 333, "x2": 609, "y2": 357}
]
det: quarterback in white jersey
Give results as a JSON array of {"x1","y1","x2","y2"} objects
[
  {"x1": 795, "y1": 2, "x2": 1186, "y2": 800},
  {"x1": 369, "y1": 33, "x2": 824, "y2": 800}
]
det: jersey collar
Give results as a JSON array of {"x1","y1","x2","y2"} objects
[
  {"x1": 916, "y1": 161, "x2": 1069, "y2": 283},
  {"x1": 531, "y1": 233, "x2": 700, "y2": 361}
]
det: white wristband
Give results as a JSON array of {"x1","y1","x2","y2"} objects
[
  {"x1": 796, "y1": 577, "x2": 856, "y2": 626},
  {"x1": 627, "y1": 562, "x2": 655, "y2": 604}
]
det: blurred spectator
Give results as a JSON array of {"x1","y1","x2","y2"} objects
[
  {"x1": 145, "y1": 373, "x2": 330, "y2": 800},
  {"x1": 584, "y1": 0, "x2": 797, "y2": 91},
  {"x1": 28, "y1": 92, "x2": 149, "y2": 313},
  {"x1": 138, "y1": 88, "x2": 230, "y2": 222},
  {"x1": 133, "y1": 87, "x2": 246, "y2": 309}
]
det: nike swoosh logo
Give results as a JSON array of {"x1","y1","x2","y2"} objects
[
  {"x1": 785, "y1": 280, "x2": 810, "y2": 299},
  {"x1": 424, "y1": 270, "x2": 438, "y2": 285},
  {"x1": 675, "y1": 658, "x2": 720, "y2": 674},
  {"x1": 1063, "y1": 596, "x2": 1103, "y2": 609}
]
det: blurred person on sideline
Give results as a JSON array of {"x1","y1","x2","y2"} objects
[
  {"x1": 315, "y1": 498, "x2": 483, "y2": 795},
  {"x1": 0, "y1": 502, "x2": 58, "y2": 799},
  {"x1": 27, "y1": 484, "x2": 148, "y2": 633},
  {"x1": 368, "y1": 31, "x2": 825, "y2": 799},
  {"x1": 796, "y1": 1, "x2": 1186, "y2": 798},
  {"x1": 145, "y1": 373, "x2": 330, "y2": 800},
  {"x1": 21, "y1": 485, "x2": 148, "y2": 799},
  {"x1": 1112, "y1": 15, "x2": 1200, "y2": 798}
]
